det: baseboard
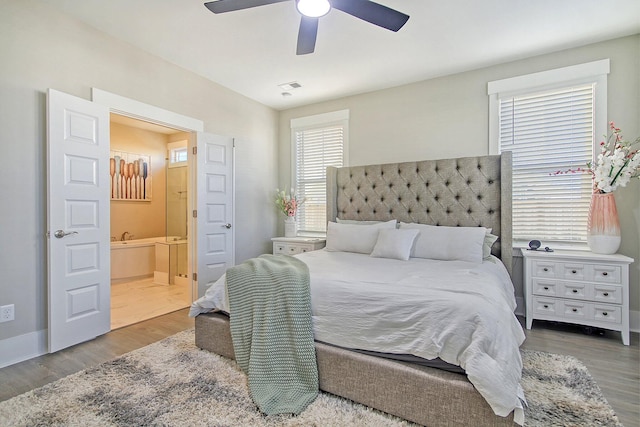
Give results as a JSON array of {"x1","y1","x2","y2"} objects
[
  {"x1": 0, "y1": 329, "x2": 47, "y2": 369},
  {"x1": 631, "y1": 309, "x2": 639, "y2": 333},
  {"x1": 515, "y1": 296, "x2": 525, "y2": 317}
]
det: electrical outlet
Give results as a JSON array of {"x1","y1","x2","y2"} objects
[{"x1": 0, "y1": 304, "x2": 15, "y2": 322}]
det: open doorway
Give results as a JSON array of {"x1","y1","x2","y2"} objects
[{"x1": 109, "y1": 113, "x2": 191, "y2": 329}]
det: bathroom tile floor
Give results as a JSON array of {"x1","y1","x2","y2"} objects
[{"x1": 111, "y1": 277, "x2": 191, "y2": 330}]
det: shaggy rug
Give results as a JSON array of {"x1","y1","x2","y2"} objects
[{"x1": 0, "y1": 329, "x2": 622, "y2": 427}]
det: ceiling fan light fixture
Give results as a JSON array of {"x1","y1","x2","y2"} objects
[{"x1": 296, "y1": 0, "x2": 331, "y2": 18}]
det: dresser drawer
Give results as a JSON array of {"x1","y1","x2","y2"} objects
[
  {"x1": 273, "y1": 243, "x2": 302, "y2": 255},
  {"x1": 272, "y1": 239, "x2": 325, "y2": 256},
  {"x1": 532, "y1": 279, "x2": 558, "y2": 297},
  {"x1": 593, "y1": 304, "x2": 621, "y2": 324},
  {"x1": 561, "y1": 262, "x2": 586, "y2": 281},
  {"x1": 559, "y1": 282, "x2": 588, "y2": 300},
  {"x1": 592, "y1": 264, "x2": 621, "y2": 284},
  {"x1": 561, "y1": 300, "x2": 589, "y2": 320},
  {"x1": 593, "y1": 284, "x2": 622, "y2": 304},
  {"x1": 532, "y1": 260, "x2": 557, "y2": 278},
  {"x1": 531, "y1": 296, "x2": 559, "y2": 316}
]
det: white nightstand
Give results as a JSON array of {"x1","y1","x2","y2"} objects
[
  {"x1": 272, "y1": 237, "x2": 326, "y2": 256},
  {"x1": 522, "y1": 249, "x2": 633, "y2": 345}
]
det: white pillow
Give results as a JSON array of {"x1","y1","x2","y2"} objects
[
  {"x1": 325, "y1": 220, "x2": 397, "y2": 254},
  {"x1": 399, "y1": 223, "x2": 486, "y2": 263},
  {"x1": 370, "y1": 228, "x2": 420, "y2": 261},
  {"x1": 336, "y1": 218, "x2": 383, "y2": 225},
  {"x1": 483, "y1": 231, "x2": 499, "y2": 259}
]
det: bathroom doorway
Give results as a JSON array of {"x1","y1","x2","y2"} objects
[
  {"x1": 109, "y1": 114, "x2": 191, "y2": 329},
  {"x1": 47, "y1": 88, "x2": 234, "y2": 351}
]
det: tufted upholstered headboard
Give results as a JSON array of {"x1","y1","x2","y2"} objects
[{"x1": 326, "y1": 152, "x2": 513, "y2": 277}]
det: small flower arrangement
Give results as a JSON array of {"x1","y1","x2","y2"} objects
[
  {"x1": 553, "y1": 121, "x2": 639, "y2": 193},
  {"x1": 275, "y1": 188, "x2": 305, "y2": 217}
]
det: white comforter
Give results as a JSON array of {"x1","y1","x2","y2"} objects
[{"x1": 190, "y1": 250, "x2": 526, "y2": 424}]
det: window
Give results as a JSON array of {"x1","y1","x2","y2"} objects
[
  {"x1": 488, "y1": 60, "x2": 609, "y2": 244},
  {"x1": 291, "y1": 110, "x2": 349, "y2": 234},
  {"x1": 168, "y1": 140, "x2": 188, "y2": 168}
]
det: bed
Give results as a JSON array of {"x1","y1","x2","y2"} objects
[{"x1": 192, "y1": 152, "x2": 525, "y2": 426}]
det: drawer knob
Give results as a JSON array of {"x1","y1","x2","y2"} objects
[
  {"x1": 543, "y1": 286, "x2": 549, "y2": 290},
  {"x1": 572, "y1": 289, "x2": 578, "y2": 293},
  {"x1": 571, "y1": 270, "x2": 577, "y2": 274},
  {"x1": 572, "y1": 308, "x2": 578, "y2": 312},
  {"x1": 602, "y1": 272, "x2": 608, "y2": 276},
  {"x1": 603, "y1": 292, "x2": 609, "y2": 297},
  {"x1": 543, "y1": 268, "x2": 549, "y2": 272},
  {"x1": 543, "y1": 305, "x2": 549, "y2": 309},
  {"x1": 603, "y1": 312, "x2": 608, "y2": 316}
]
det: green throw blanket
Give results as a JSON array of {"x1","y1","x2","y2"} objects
[{"x1": 226, "y1": 254, "x2": 318, "y2": 415}]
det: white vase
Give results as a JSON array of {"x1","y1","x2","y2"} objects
[
  {"x1": 587, "y1": 193, "x2": 621, "y2": 254},
  {"x1": 284, "y1": 216, "x2": 297, "y2": 237}
]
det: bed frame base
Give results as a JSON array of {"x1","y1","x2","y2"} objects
[{"x1": 195, "y1": 312, "x2": 515, "y2": 426}]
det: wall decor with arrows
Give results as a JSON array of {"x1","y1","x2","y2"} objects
[{"x1": 109, "y1": 151, "x2": 152, "y2": 201}]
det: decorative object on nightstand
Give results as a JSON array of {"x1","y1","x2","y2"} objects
[
  {"x1": 553, "y1": 121, "x2": 639, "y2": 254},
  {"x1": 522, "y1": 249, "x2": 633, "y2": 345},
  {"x1": 272, "y1": 237, "x2": 326, "y2": 256},
  {"x1": 275, "y1": 188, "x2": 305, "y2": 238},
  {"x1": 587, "y1": 192, "x2": 620, "y2": 254}
]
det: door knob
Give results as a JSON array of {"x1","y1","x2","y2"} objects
[
  {"x1": 53, "y1": 230, "x2": 78, "y2": 239},
  {"x1": 223, "y1": 223, "x2": 232, "y2": 229}
]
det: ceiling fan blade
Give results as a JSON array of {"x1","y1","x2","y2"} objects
[
  {"x1": 331, "y1": 0, "x2": 409, "y2": 32},
  {"x1": 204, "y1": 0, "x2": 289, "y2": 14},
  {"x1": 297, "y1": 16, "x2": 318, "y2": 55}
]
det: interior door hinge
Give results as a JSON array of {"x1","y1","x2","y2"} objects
[
  {"x1": 193, "y1": 273, "x2": 197, "y2": 281},
  {"x1": 193, "y1": 210, "x2": 197, "y2": 218},
  {"x1": 192, "y1": 146, "x2": 197, "y2": 155}
]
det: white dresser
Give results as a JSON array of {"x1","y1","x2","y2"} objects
[
  {"x1": 522, "y1": 249, "x2": 633, "y2": 345},
  {"x1": 272, "y1": 237, "x2": 326, "y2": 256}
]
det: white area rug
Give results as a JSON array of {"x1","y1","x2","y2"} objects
[{"x1": 0, "y1": 329, "x2": 623, "y2": 426}]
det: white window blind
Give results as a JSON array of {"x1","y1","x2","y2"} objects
[
  {"x1": 294, "y1": 124, "x2": 345, "y2": 233},
  {"x1": 499, "y1": 85, "x2": 594, "y2": 242}
]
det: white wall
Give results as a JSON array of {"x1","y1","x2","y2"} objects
[
  {"x1": 0, "y1": 0, "x2": 279, "y2": 353},
  {"x1": 279, "y1": 35, "x2": 640, "y2": 319}
]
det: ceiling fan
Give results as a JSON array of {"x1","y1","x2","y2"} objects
[{"x1": 204, "y1": 0, "x2": 410, "y2": 55}]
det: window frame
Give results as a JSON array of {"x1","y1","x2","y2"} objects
[
  {"x1": 488, "y1": 59, "x2": 610, "y2": 248},
  {"x1": 290, "y1": 110, "x2": 349, "y2": 236}
]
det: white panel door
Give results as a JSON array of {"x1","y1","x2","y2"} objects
[
  {"x1": 47, "y1": 89, "x2": 110, "y2": 353},
  {"x1": 196, "y1": 132, "x2": 234, "y2": 297}
]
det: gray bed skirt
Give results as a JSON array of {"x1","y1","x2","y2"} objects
[{"x1": 195, "y1": 312, "x2": 515, "y2": 426}]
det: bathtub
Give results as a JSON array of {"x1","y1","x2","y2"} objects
[{"x1": 111, "y1": 237, "x2": 182, "y2": 283}]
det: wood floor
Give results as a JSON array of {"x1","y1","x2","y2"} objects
[{"x1": 1, "y1": 312, "x2": 638, "y2": 426}]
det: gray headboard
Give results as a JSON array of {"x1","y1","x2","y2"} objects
[{"x1": 326, "y1": 152, "x2": 513, "y2": 278}]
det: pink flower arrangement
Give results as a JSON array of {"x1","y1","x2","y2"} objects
[
  {"x1": 275, "y1": 188, "x2": 305, "y2": 217},
  {"x1": 552, "y1": 121, "x2": 639, "y2": 193}
]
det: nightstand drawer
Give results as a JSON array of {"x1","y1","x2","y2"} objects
[
  {"x1": 532, "y1": 279, "x2": 558, "y2": 297},
  {"x1": 592, "y1": 264, "x2": 621, "y2": 283},
  {"x1": 593, "y1": 304, "x2": 621, "y2": 324},
  {"x1": 562, "y1": 300, "x2": 588, "y2": 320},
  {"x1": 532, "y1": 260, "x2": 557, "y2": 278},
  {"x1": 272, "y1": 237, "x2": 326, "y2": 256},
  {"x1": 561, "y1": 263, "x2": 586, "y2": 281},
  {"x1": 560, "y1": 282, "x2": 588, "y2": 300},
  {"x1": 593, "y1": 284, "x2": 622, "y2": 304},
  {"x1": 274, "y1": 244, "x2": 308, "y2": 255},
  {"x1": 273, "y1": 244, "x2": 288, "y2": 254},
  {"x1": 531, "y1": 296, "x2": 559, "y2": 316}
]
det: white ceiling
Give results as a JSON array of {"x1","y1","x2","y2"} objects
[{"x1": 43, "y1": 0, "x2": 640, "y2": 111}]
